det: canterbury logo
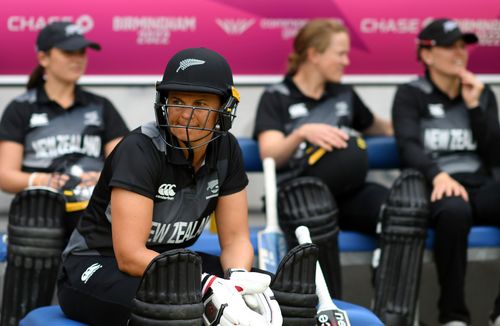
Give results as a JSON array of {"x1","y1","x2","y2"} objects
[
  {"x1": 176, "y1": 59, "x2": 205, "y2": 72},
  {"x1": 157, "y1": 183, "x2": 176, "y2": 200},
  {"x1": 216, "y1": 18, "x2": 255, "y2": 35},
  {"x1": 81, "y1": 263, "x2": 102, "y2": 284}
]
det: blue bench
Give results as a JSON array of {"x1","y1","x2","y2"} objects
[{"x1": 21, "y1": 300, "x2": 384, "y2": 326}]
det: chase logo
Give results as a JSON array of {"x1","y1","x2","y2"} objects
[
  {"x1": 29, "y1": 113, "x2": 49, "y2": 127},
  {"x1": 84, "y1": 111, "x2": 101, "y2": 126},
  {"x1": 156, "y1": 184, "x2": 176, "y2": 200},
  {"x1": 206, "y1": 179, "x2": 219, "y2": 199},
  {"x1": 176, "y1": 59, "x2": 205, "y2": 73},
  {"x1": 81, "y1": 263, "x2": 102, "y2": 284},
  {"x1": 428, "y1": 104, "x2": 445, "y2": 118}
]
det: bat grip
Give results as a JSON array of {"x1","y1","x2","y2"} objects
[
  {"x1": 295, "y1": 226, "x2": 338, "y2": 310},
  {"x1": 263, "y1": 157, "x2": 279, "y2": 227}
]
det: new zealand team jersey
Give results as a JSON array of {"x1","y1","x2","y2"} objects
[
  {"x1": 392, "y1": 74, "x2": 500, "y2": 182},
  {"x1": 0, "y1": 85, "x2": 129, "y2": 174},
  {"x1": 63, "y1": 122, "x2": 249, "y2": 258},
  {"x1": 253, "y1": 75, "x2": 374, "y2": 182}
]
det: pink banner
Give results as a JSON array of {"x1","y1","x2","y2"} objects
[{"x1": 1, "y1": 0, "x2": 500, "y2": 76}]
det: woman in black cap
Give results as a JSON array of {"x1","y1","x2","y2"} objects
[
  {"x1": 57, "y1": 47, "x2": 284, "y2": 326},
  {"x1": 0, "y1": 21, "x2": 129, "y2": 234},
  {"x1": 392, "y1": 18, "x2": 500, "y2": 326},
  {"x1": 0, "y1": 21, "x2": 129, "y2": 326}
]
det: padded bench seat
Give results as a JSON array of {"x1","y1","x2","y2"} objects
[{"x1": 20, "y1": 301, "x2": 384, "y2": 326}]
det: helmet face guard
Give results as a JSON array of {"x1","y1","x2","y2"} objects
[{"x1": 154, "y1": 85, "x2": 240, "y2": 150}]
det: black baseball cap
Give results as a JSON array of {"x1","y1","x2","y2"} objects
[
  {"x1": 157, "y1": 48, "x2": 234, "y2": 99},
  {"x1": 36, "y1": 21, "x2": 101, "y2": 52},
  {"x1": 417, "y1": 18, "x2": 478, "y2": 47}
]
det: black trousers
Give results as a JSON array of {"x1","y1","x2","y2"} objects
[
  {"x1": 335, "y1": 182, "x2": 389, "y2": 235},
  {"x1": 57, "y1": 252, "x2": 224, "y2": 326},
  {"x1": 429, "y1": 174, "x2": 500, "y2": 324},
  {"x1": 493, "y1": 282, "x2": 500, "y2": 322}
]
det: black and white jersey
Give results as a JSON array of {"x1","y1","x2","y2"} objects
[
  {"x1": 253, "y1": 75, "x2": 374, "y2": 177},
  {"x1": 0, "y1": 85, "x2": 129, "y2": 173},
  {"x1": 63, "y1": 122, "x2": 249, "y2": 257},
  {"x1": 392, "y1": 74, "x2": 500, "y2": 182}
]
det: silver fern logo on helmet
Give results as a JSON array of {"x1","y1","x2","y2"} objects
[{"x1": 176, "y1": 59, "x2": 206, "y2": 73}]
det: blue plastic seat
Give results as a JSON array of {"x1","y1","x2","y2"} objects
[
  {"x1": 238, "y1": 138, "x2": 262, "y2": 172},
  {"x1": 188, "y1": 226, "x2": 260, "y2": 255},
  {"x1": 20, "y1": 306, "x2": 87, "y2": 326},
  {"x1": 365, "y1": 136, "x2": 401, "y2": 169},
  {"x1": 335, "y1": 299, "x2": 384, "y2": 325}
]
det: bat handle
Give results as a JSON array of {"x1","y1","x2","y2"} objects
[
  {"x1": 263, "y1": 157, "x2": 279, "y2": 227},
  {"x1": 295, "y1": 226, "x2": 337, "y2": 310}
]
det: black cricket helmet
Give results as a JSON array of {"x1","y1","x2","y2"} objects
[{"x1": 154, "y1": 47, "x2": 240, "y2": 149}]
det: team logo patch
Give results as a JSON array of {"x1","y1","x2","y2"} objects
[
  {"x1": 176, "y1": 59, "x2": 205, "y2": 73},
  {"x1": 443, "y1": 21, "x2": 458, "y2": 33},
  {"x1": 428, "y1": 104, "x2": 445, "y2": 118},
  {"x1": 335, "y1": 101, "x2": 349, "y2": 116},
  {"x1": 206, "y1": 179, "x2": 219, "y2": 199},
  {"x1": 65, "y1": 24, "x2": 84, "y2": 36},
  {"x1": 29, "y1": 113, "x2": 49, "y2": 127},
  {"x1": 83, "y1": 111, "x2": 101, "y2": 126},
  {"x1": 156, "y1": 183, "x2": 176, "y2": 200},
  {"x1": 288, "y1": 103, "x2": 308, "y2": 119},
  {"x1": 81, "y1": 262, "x2": 103, "y2": 284}
]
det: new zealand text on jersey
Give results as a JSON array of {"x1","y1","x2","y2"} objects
[
  {"x1": 31, "y1": 134, "x2": 102, "y2": 158},
  {"x1": 148, "y1": 215, "x2": 210, "y2": 244},
  {"x1": 424, "y1": 128, "x2": 477, "y2": 151}
]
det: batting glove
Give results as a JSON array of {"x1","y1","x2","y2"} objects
[
  {"x1": 226, "y1": 269, "x2": 283, "y2": 326},
  {"x1": 201, "y1": 273, "x2": 269, "y2": 326}
]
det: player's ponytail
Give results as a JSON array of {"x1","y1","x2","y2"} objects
[{"x1": 27, "y1": 64, "x2": 45, "y2": 90}]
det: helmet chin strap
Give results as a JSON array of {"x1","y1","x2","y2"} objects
[{"x1": 183, "y1": 130, "x2": 195, "y2": 163}]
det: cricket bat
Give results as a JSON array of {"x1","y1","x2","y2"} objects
[
  {"x1": 295, "y1": 226, "x2": 351, "y2": 326},
  {"x1": 257, "y1": 157, "x2": 287, "y2": 273}
]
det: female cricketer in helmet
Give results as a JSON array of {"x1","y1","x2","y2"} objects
[{"x1": 57, "y1": 48, "x2": 282, "y2": 326}]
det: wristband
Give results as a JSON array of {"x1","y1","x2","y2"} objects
[
  {"x1": 224, "y1": 268, "x2": 247, "y2": 279},
  {"x1": 28, "y1": 172, "x2": 38, "y2": 187}
]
